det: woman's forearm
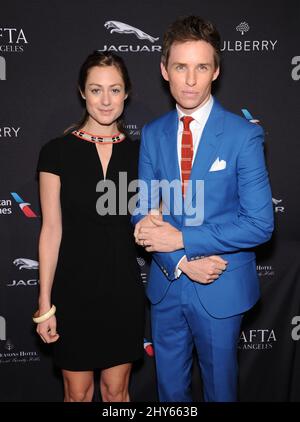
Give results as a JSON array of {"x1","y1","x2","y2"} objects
[{"x1": 38, "y1": 225, "x2": 62, "y2": 312}]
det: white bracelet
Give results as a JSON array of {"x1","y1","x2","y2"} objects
[{"x1": 32, "y1": 304, "x2": 56, "y2": 323}]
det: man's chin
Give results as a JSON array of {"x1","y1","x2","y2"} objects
[{"x1": 177, "y1": 101, "x2": 203, "y2": 113}]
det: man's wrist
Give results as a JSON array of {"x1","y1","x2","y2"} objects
[
  {"x1": 178, "y1": 256, "x2": 187, "y2": 272},
  {"x1": 176, "y1": 232, "x2": 184, "y2": 250}
]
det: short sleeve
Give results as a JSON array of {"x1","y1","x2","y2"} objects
[{"x1": 37, "y1": 138, "x2": 61, "y2": 176}]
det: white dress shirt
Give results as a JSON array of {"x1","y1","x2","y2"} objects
[
  {"x1": 175, "y1": 96, "x2": 214, "y2": 277},
  {"x1": 176, "y1": 95, "x2": 214, "y2": 170}
]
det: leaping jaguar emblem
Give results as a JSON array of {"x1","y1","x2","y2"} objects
[
  {"x1": 13, "y1": 258, "x2": 39, "y2": 270},
  {"x1": 104, "y1": 21, "x2": 159, "y2": 43}
]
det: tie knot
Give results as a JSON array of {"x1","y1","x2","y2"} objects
[{"x1": 181, "y1": 116, "x2": 194, "y2": 131}]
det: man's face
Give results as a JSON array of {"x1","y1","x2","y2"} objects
[{"x1": 161, "y1": 40, "x2": 219, "y2": 114}]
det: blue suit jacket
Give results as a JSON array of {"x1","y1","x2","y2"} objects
[{"x1": 133, "y1": 99, "x2": 274, "y2": 318}]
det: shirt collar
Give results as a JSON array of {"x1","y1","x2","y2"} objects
[{"x1": 176, "y1": 95, "x2": 214, "y2": 126}]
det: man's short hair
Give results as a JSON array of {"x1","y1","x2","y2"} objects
[{"x1": 162, "y1": 15, "x2": 221, "y2": 69}]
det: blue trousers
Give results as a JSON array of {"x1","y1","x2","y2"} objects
[{"x1": 151, "y1": 276, "x2": 243, "y2": 402}]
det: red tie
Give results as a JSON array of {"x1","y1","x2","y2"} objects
[{"x1": 180, "y1": 116, "x2": 194, "y2": 197}]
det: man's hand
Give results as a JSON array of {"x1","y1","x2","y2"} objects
[
  {"x1": 136, "y1": 216, "x2": 184, "y2": 252},
  {"x1": 134, "y1": 210, "x2": 162, "y2": 246},
  {"x1": 179, "y1": 255, "x2": 228, "y2": 284}
]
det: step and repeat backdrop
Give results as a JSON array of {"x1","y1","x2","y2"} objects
[{"x1": 0, "y1": 0, "x2": 299, "y2": 402}]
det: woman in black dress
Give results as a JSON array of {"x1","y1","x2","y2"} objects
[{"x1": 34, "y1": 52, "x2": 144, "y2": 402}]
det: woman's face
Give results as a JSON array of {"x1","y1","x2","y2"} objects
[{"x1": 81, "y1": 65, "x2": 127, "y2": 131}]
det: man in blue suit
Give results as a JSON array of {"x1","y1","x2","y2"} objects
[{"x1": 133, "y1": 16, "x2": 274, "y2": 402}]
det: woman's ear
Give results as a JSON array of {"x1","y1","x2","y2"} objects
[{"x1": 79, "y1": 88, "x2": 86, "y2": 100}]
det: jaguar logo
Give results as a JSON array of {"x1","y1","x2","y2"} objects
[
  {"x1": 104, "y1": 21, "x2": 159, "y2": 43},
  {"x1": 13, "y1": 258, "x2": 39, "y2": 270}
]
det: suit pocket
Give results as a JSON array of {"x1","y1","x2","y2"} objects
[
  {"x1": 205, "y1": 169, "x2": 235, "y2": 179},
  {"x1": 222, "y1": 251, "x2": 255, "y2": 272}
]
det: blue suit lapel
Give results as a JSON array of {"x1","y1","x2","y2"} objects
[
  {"x1": 161, "y1": 111, "x2": 183, "y2": 218},
  {"x1": 185, "y1": 100, "x2": 225, "y2": 211},
  {"x1": 162, "y1": 110, "x2": 180, "y2": 181}
]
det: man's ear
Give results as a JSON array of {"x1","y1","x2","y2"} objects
[
  {"x1": 212, "y1": 66, "x2": 220, "y2": 82},
  {"x1": 160, "y1": 62, "x2": 169, "y2": 82}
]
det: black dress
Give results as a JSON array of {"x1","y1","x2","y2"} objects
[{"x1": 37, "y1": 132, "x2": 145, "y2": 371}]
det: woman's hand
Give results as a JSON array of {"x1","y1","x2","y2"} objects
[{"x1": 36, "y1": 315, "x2": 59, "y2": 343}]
